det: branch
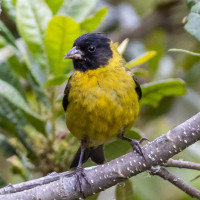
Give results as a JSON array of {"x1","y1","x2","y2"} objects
[
  {"x1": 164, "y1": 159, "x2": 200, "y2": 170},
  {"x1": 150, "y1": 167, "x2": 200, "y2": 199},
  {"x1": 0, "y1": 112, "x2": 200, "y2": 200}
]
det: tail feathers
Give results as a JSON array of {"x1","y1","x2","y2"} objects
[
  {"x1": 70, "y1": 145, "x2": 106, "y2": 169},
  {"x1": 90, "y1": 145, "x2": 105, "y2": 164},
  {"x1": 70, "y1": 147, "x2": 90, "y2": 169}
]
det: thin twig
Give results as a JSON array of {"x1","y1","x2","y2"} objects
[
  {"x1": 150, "y1": 167, "x2": 200, "y2": 199},
  {"x1": 164, "y1": 159, "x2": 200, "y2": 170},
  {"x1": 0, "y1": 112, "x2": 200, "y2": 199}
]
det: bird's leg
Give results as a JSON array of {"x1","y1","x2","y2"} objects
[
  {"x1": 118, "y1": 135, "x2": 148, "y2": 158},
  {"x1": 74, "y1": 139, "x2": 91, "y2": 198}
]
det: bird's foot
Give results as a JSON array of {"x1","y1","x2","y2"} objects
[
  {"x1": 74, "y1": 167, "x2": 91, "y2": 198},
  {"x1": 131, "y1": 137, "x2": 148, "y2": 159}
]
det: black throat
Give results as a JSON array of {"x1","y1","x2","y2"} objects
[{"x1": 72, "y1": 34, "x2": 113, "y2": 72}]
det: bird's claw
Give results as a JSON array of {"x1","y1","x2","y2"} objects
[
  {"x1": 139, "y1": 137, "x2": 149, "y2": 144},
  {"x1": 74, "y1": 167, "x2": 91, "y2": 198},
  {"x1": 131, "y1": 139, "x2": 146, "y2": 160}
]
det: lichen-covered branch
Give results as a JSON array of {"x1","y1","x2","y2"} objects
[
  {"x1": 0, "y1": 112, "x2": 200, "y2": 200},
  {"x1": 150, "y1": 167, "x2": 200, "y2": 199}
]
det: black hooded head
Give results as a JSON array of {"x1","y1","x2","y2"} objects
[{"x1": 64, "y1": 33, "x2": 113, "y2": 72}]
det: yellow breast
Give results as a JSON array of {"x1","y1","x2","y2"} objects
[{"x1": 66, "y1": 44, "x2": 140, "y2": 147}]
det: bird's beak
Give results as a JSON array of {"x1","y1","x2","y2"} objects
[{"x1": 64, "y1": 46, "x2": 84, "y2": 60}]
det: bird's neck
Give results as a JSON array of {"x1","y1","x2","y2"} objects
[{"x1": 106, "y1": 42, "x2": 125, "y2": 69}]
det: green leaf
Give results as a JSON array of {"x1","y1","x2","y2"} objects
[
  {"x1": 44, "y1": 75, "x2": 69, "y2": 87},
  {"x1": 45, "y1": 16, "x2": 80, "y2": 75},
  {"x1": 45, "y1": 0, "x2": 64, "y2": 14},
  {"x1": 0, "y1": 80, "x2": 45, "y2": 132},
  {"x1": 58, "y1": 0, "x2": 98, "y2": 22},
  {"x1": 0, "y1": 21, "x2": 17, "y2": 47},
  {"x1": 140, "y1": 78, "x2": 186, "y2": 107},
  {"x1": 80, "y1": 8, "x2": 108, "y2": 32},
  {"x1": 126, "y1": 51, "x2": 157, "y2": 68},
  {"x1": 16, "y1": 0, "x2": 52, "y2": 75},
  {"x1": 0, "y1": 134, "x2": 17, "y2": 157},
  {"x1": 2, "y1": 0, "x2": 16, "y2": 21},
  {"x1": 0, "y1": 62, "x2": 26, "y2": 98},
  {"x1": 0, "y1": 98, "x2": 37, "y2": 156},
  {"x1": 116, "y1": 180, "x2": 134, "y2": 200},
  {"x1": 7, "y1": 54, "x2": 27, "y2": 79},
  {"x1": 185, "y1": 2, "x2": 200, "y2": 42},
  {"x1": 26, "y1": 71, "x2": 49, "y2": 106}
]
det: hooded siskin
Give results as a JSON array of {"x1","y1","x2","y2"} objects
[{"x1": 63, "y1": 33, "x2": 142, "y2": 168}]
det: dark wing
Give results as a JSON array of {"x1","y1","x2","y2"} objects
[
  {"x1": 132, "y1": 75, "x2": 142, "y2": 100},
  {"x1": 62, "y1": 76, "x2": 72, "y2": 111}
]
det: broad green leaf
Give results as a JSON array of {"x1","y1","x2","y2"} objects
[
  {"x1": 44, "y1": 75, "x2": 69, "y2": 87},
  {"x1": 0, "y1": 21, "x2": 16, "y2": 47},
  {"x1": 126, "y1": 51, "x2": 157, "y2": 68},
  {"x1": 0, "y1": 79, "x2": 39, "y2": 119},
  {"x1": 0, "y1": 97, "x2": 27, "y2": 128},
  {"x1": 0, "y1": 134, "x2": 17, "y2": 157},
  {"x1": 45, "y1": 0, "x2": 64, "y2": 14},
  {"x1": 117, "y1": 38, "x2": 129, "y2": 55},
  {"x1": 58, "y1": 0, "x2": 98, "y2": 22},
  {"x1": 16, "y1": 38, "x2": 47, "y2": 85},
  {"x1": 26, "y1": 71, "x2": 49, "y2": 106},
  {"x1": 169, "y1": 48, "x2": 200, "y2": 56},
  {"x1": 0, "y1": 98, "x2": 36, "y2": 155},
  {"x1": 6, "y1": 50, "x2": 49, "y2": 105},
  {"x1": 0, "y1": 80, "x2": 45, "y2": 132},
  {"x1": 185, "y1": 2, "x2": 200, "y2": 42},
  {"x1": 0, "y1": 62, "x2": 26, "y2": 98},
  {"x1": 140, "y1": 78, "x2": 186, "y2": 107},
  {"x1": 80, "y1": 8, "x2": 108, "y2": 32},
  {"x1": 16, "y1": 0, "x2": 52, "y2": 75},
  {"x1": 45, "y1": 16, "x2": 80, "y2": 75},
  {"x1": 116, "y1": 180, "x2": 134, "y2": 200}
]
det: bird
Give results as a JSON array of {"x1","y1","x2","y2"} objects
[{"x1": 63, "y1": 33, "x2": 144, "y2": 175}]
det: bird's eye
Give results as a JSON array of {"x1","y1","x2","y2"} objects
[{"x1": 88, "y1": 45, "x2": 96, "y2": 52}]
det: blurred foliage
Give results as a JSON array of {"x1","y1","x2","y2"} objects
[
  {"x1": 116, "y1": 180, "x2": 134, "y2": 200},
  {"x1": 0, "y1": 0, "x2": 200, "y2": 200}
]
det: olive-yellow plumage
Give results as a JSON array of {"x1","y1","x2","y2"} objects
[
  {"x1": 66, "y1": 43, "x2": 139, "y2": 147},
  {"x1": 63, "y1": 33, "x2": 142, "y2": 168}
]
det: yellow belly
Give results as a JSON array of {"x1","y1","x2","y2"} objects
[{"x1": 66, "y1": 67, "x2": 139, "y2": 147}]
